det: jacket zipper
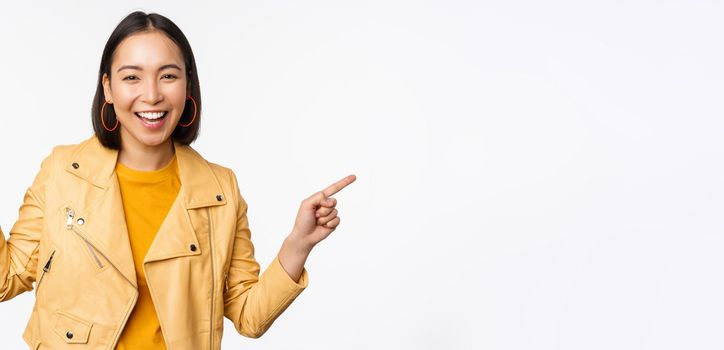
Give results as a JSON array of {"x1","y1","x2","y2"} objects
[
  {"x1": 83, "y1": 238, "x2": 104, "y2": 268},
  {"x1": 37, "y1": 250, "x2": 55, "y2": 292},
  {"x1": 208, "y1": 207, "x2": 215, "y2": 350},
  {"x1": 43, "y1": 251, "x2": 54, "y2": 273},
  {"x1": 224, "y1": 272, "x2": 229, "y2": 293},
  {"x1": 65, "y1": 207, "x2": 74, "y2": 229},
  {"x1": 66, "y1": 207, "x2": 104, "y2": 269}
]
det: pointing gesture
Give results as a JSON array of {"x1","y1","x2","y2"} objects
[
  {"x1": 290, "y1": 175, "x2": 357, "y2": 250},
  {"x1": 278, "y1": 174, "x2": 356, "y2": 283}
]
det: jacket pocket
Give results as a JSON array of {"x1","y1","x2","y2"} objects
[{"x1": 52, "y1": 311, "x2": 93, "y2": 344}]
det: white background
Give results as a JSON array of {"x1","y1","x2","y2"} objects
[{"x1": 1, "y1": 1, "x2": 723, "y2": 349}]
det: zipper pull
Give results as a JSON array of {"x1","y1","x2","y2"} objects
[
  {"x1": 65, "y1": 207, "x2": 74, "y2": 230},
  {"x1": 43, "y1": 252, "x2": 55, "y2": 272}
]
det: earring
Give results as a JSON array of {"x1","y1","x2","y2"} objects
[
  {"x1": 101, "y1": 101, "x2": 119, "y2": 132},
  {"x1": 179, "y1": 95, "x2": 197, "y2": 127}
]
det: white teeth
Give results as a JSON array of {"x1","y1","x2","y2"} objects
[{"x1": 137, "y1": 111, "x2": 167, "y2": 120}]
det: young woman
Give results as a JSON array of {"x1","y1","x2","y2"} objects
[{"x1": 0, "y1": 11, "x2": 355, "y2": 349}]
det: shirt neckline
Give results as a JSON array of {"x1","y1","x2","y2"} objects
[{"x1": 115, "y1": 154, "x2": 178, "y2": 184}]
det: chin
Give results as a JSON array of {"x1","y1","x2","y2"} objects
[
  {"x1": 139, "y1": 134, "x2": 174, "y2": 147},
  {"x1": 121, "y1": 129, "x2": 173, "y2": 149}
]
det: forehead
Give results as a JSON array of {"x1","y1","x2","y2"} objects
[{"x1": 112, "y1": 31, "x2": 184, "y2": 70}]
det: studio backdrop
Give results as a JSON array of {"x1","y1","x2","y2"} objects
[{"x1": 1, "y1": 1, "x2": 722, "y2": 349}]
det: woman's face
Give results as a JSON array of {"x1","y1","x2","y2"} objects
[{"x1": 102, "y1": 31, "x2": 187, "y2": 151}]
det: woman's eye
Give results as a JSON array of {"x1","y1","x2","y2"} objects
[
  {"x1": 162, "y1": 74, "x2": 178, "y2": 80},
  {"x1": 122, "y1": 75, "x2": 138, "y2": 81}
]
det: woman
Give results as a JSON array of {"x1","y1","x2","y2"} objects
[{"x1": 0, "y1": 11, "x2": 355, "y2": 349}]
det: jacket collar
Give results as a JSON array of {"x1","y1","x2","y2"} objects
[
  {"x1": 65, "y1": 135, "x2": 227, "y2": 209},
  {"x1": 61, "y1": 135, "x2": 227, "y2": 288}
]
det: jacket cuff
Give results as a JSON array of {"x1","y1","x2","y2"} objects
[{"x1": 267, "y1": 254, "x2": 309, "y2": 290}]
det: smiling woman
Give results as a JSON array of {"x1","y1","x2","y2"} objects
[
  {"x1": 92, "y1": 13, "x2": 202, "y2": 171},
  {"x1": 0, "y1": 10, "x2": 356, "y2": 350},
  {"x1": 101, "y1": 31, "x2": 189, "y2": 170}
]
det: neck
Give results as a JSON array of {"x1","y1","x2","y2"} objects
[{"x1": 118, "y1": 138, "x2": 175, "y2": 171}]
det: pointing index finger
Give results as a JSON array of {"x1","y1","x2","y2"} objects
[{"x1": 322, "y1": 174, "x2": 357, "y2": 197}]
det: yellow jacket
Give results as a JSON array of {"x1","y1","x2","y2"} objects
[{"x1": 0, "y1": 135, "x2": 309, "y2": 349}]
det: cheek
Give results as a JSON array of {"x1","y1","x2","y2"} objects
[
  {"x1": 167, "y1": 87, "x2": 188, "y2": 114},
  {"x1": 112, "y1": 88, "x2": 138, "y2": 110}
]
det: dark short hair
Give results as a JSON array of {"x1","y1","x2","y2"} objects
[{"x1": 92, "y1": 11, "x2": 201, "y2": 149}]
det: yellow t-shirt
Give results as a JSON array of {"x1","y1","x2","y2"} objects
[{"x1": 115, "y1": 154, "x2": 180, "y2": 350}]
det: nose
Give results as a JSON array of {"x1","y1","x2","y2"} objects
[{"x1": 141, "y1": 79, "x2": 163, "y2": 104}]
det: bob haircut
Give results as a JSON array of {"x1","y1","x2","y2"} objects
[{"x1": 91, "y1": 11, "x2": 201, "y2": 149}]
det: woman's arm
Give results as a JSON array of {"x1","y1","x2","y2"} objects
[
  {"x1": 222, "y1": 171, "x2": 355, "y2": 338},
  {"x1": 222, "y1": 170, "x2": 309, "y2": 339},
  {"x1": 0, "y1": 152, "x2": 53, "y2": 302},
  {"x1": 277, "y1": 236, "x2": 310, "y2": 283}
]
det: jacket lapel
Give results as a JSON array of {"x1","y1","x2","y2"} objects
[
  {"x1": 143, "y1": 140, "x2": 227, "y2": 263},
  {"x1": 64, "y1": 136, "x2": 137, "y2": 287},
  {"x1": 71, "y1": 174, "x2": 138, "y2": 287},
  {"x1": 64, "y1": 136, "x2": 228, "y2": 287}
]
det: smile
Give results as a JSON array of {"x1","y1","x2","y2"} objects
[
  {"x1": 135, "y1": 111, "x2": 168, "y2": 120},
  {"x1": 134, "y1": 111, "x2": 168, "y2": 128}
]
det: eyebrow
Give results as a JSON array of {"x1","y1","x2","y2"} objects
[{"x1": 117, "y1": 64, "x2": 182, "y2": 73}]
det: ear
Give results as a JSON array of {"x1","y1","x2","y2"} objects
[{"x1": 102, "y1": 73, "x2": 113, "y2": 103}]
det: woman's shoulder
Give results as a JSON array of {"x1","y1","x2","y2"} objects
[
  {"x1": 173, "y1": 141, "x2": 245, "y2": 202},
  {"x1": 195, "y1": 155, "x2": 248, "y2": 208},
  {"x1": 197, "y1": 156, "x2": 240, "y2": 195},
  {"x1": 174, "y1": 141, "x2": 237, "y2": 179},
  {"x1": 32, "y1": 135, "x2": 94, "y2": 173}
]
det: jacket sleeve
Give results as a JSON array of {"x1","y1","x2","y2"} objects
[
  {"x1": 222, "y1": 169, "x2": 309, "y2": 339},
  {"x1": 0, "y1": 151, "x2": 53, "y2": 302}
]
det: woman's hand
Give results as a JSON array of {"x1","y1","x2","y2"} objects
[
  {"x1": 278, "y1": 175, "x2": 356, "y2": 282},
  {"x1": 289, "y1": 174, "x2": 357, "y2": 252}
]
